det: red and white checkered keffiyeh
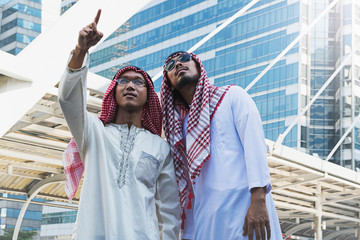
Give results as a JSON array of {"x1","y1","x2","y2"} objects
[
  {"x1": 160, "y1": 52, "x2": 231, "y2": 227},
  {"x1": 63, "y1": 66, "x2": 162, "y2": 200}
]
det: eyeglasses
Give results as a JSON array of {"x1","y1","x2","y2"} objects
[
  {"x1": 164, "y1": 53, "x2": 191, "y2": 72},
  {"x1": 116, "y1": 78, "x2": 147, "y2": 86}
]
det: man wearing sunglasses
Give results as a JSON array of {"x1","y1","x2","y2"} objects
[
  {"x1": 161, "y1": 51, "x2": 281, "y2": 240},
  {"x1": 58, "y1": 10, "x2": 180, "y2": 239}
]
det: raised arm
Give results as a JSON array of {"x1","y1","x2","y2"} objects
[{"x1": 58, "y1": 10, "x2": 103, "y2": 151}]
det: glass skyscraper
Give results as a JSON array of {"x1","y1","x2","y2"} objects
[
  {"x1": 0, "y1": 194, "x2": 43, "y2": 236},
  {"x1": 40, "y1": 204, "x2": 76, "y2": 240},
  {"x1": 0, "y1": 0, "x2": 42, "y2": 55},
  {"x1": 60, "y1": 0, "x2": 76, "y2": 15},
  {"x1": 0, "y1": 0, "x2": 43, "y2": 235},
  {"x1": 82, "y1": 0, "x2": 359, "y2": 171}
]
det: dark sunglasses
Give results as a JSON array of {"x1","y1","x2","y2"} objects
[
  {"x1": 116, "y1": 78, "x2": 146, "y2": 86},
  {"x1": 164, "y1": 54, "x2": 192, "y2": 72}
]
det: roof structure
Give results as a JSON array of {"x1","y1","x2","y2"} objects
[
  {"x1": 0, "y1": 0, "x2": 359, "y2": 239},
  {"x1": 269, "y1": 139, "x2": 360, "y2": 239}
]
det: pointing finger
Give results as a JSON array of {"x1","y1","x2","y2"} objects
[{"x1": 94, "y1": 9, "x2": 101, "y2": 25}]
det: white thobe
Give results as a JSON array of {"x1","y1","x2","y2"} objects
[
  {"x1": 58, "y1": 58, "x2": 180, "y2": 240},
  {"x1": 182, "y1": 86, "x2": 282, "y2": 240}
]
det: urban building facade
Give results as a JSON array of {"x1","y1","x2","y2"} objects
[
  {"x1": 332, "y1": 0, "x2": 360, "y2": 170},
  {"x1": 0, "y1": 0, "x2": 42, "y2": 55},
  {"x1": 85, "y1": 0, "x2": 360, "y2": 170},
  {"x1": 60, "y1": 0, "x2": 75, "y2": 15},
  {"x1": 0, "y1": 193, "x2": 42, "y2": 238},
  {"x1": 40, "y1": 204, "x2": 76, "y2": 240}
]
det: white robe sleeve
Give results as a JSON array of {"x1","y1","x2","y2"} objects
[
  {"x1": 155, "y1": 150, "x2": 181, "y2": 240},
  {"x1": 231, "y1": 86, "x2": 272, "y2": 193},
  {"x1": 58, "y1": 53, "x2": 90, "y2": 154}
]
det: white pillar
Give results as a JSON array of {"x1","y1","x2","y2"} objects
[{"x1": 314, "y1": 182, "x2": 322, "y2": 240}]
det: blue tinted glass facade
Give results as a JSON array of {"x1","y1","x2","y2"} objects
[
  {"x1": 16, "y1": 33, "x2": 35, "y2": 44},
  {"x1": 7, "y1": 194, "x2": 44, "y2": 203},
  {"x1": 88, "y1": 0, "x2": 360, "y2": 168},
  {"x1": 1, "y1": 19, "x2": 41, "y2": 33},
  {"x1": 0, "y1": 33, "x2": 36, "y2": 47},
  {"x1": 2, "y1": 4, "x2": 41, "y2": 18},
  {"x1": 7, "y1": 48, "x2": 22, "y2": 55},
  {"x1": 1, "y1": 19, "x2": 17, "y2": 33},
  {"x1": 19, "y1": 19, "x2": 41, "y2": 32},
  {"x1": 90, "y1": 0, "x2": 301, "y2": 148},
  {"x1": 6, "y1": 208, "x2": 42, "y2": 220},
  {"x1": 0, "y1": 0, "x2": 41, "y2": 54},
  {"x1": 42, "y1": 211, "x2": 77, "y2": 224},
  {"x1": 61, "y1": 1, "x2": 77, "y2": 15},
  {"x1": 0, "y1": 0, "x2": 11, "y2": 5},
  {"x1": 0, "y1": 194, "x2": 43, "y2": 231},
  {"x1": 306, "y1": 0, "x2": 339, "y2": 161},
  {"x1": 0, "y1": 33, "x2": 16, "y2": 47},
  {"x1": 90, "y1": 1, "x2": 299, "y2": 70},
  {"x1": 355, "y1": 127, "x2": 360, "y2": 150}
]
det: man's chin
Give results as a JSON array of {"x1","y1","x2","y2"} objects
[
  {"x1": 122, "y1": 104, "x2": 143, "y2": 113},
  {"x1": 177, "y1": 74, "x2": 198, "y2": 89}
]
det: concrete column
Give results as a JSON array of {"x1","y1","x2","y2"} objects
[{"x1": 314, "y1": 182, "x2": 322, "y2": 240}]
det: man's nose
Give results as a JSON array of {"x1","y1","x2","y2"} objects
[
  {"x1": 175, "y1": 59, "x2": 183, "y2": 68},
  {"x1": 125, "y1": 81, "x2": 136, "y2": 89}
]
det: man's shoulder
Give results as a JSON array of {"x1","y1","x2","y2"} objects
[
  {"x1": 87, "y1": 113, "x2": 104, "y2": 126},
  {"x1": 142, "y1": 130, "x2": 171, "y2": 153},
  {"x1": 227, "y1": 85, "x2": 246, "y2": 96},
  {"x1": 216, "y1": 85, "x2": 257, "y2": 116},
  {"x1": 143, "y1": 130, "x2": 168, "y2": 144},
  {"x1": 220, "y1": 85, "x2": 251, "y2": 104}
]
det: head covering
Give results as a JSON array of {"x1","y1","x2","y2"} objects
[
  {"x1": 63, "y1": 66, "x2": 162, "y2": 200},
  {"x1": 160, "y1": 52, "x2": 231, "y2": 227}
]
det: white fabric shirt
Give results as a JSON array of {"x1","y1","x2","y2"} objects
[
  {"x1": 182, "y1": 86, "x2": 282, "y2": 240},
  {"x1": 58, "y1": 59, "x2": 180, "y2": 240}
]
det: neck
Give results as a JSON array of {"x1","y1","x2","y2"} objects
[
  {"x1": 177, "y1": 84, "x2": 196, "y2": 105},
  {"x1": 113, "y1": 108, "x2": 143, "y2": 129}
]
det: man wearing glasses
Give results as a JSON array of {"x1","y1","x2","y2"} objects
[
  {"x1": 160, "y1": 51, "x2": 282, "y2": 240},
  {"x1": 58, "y1": 10, "x2": 180, "y2": 239}
]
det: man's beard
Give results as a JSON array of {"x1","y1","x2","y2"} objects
[{"x1": 177, "y1": 73, "x2": 198, "y2": 89}]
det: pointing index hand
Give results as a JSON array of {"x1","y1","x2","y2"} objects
[{"x1": 94, "y1": 9, "x2": 101, "y2": 25}]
